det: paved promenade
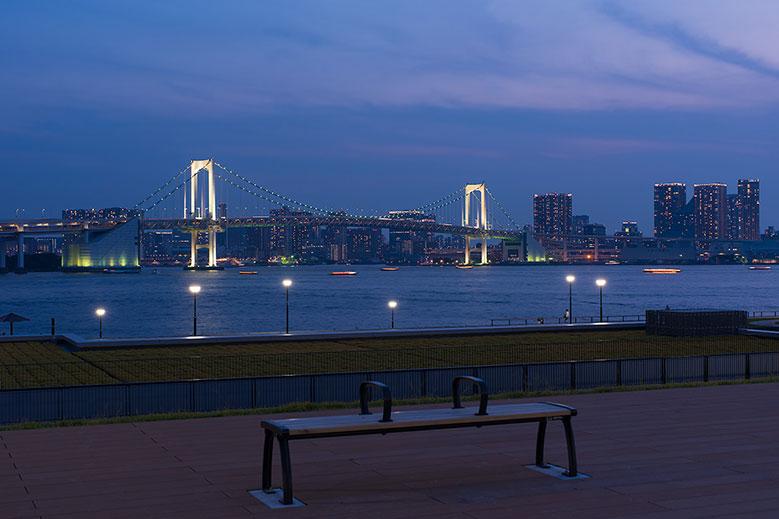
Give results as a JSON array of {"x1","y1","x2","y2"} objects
[{"x1": 3, "y1": 383, "x2": 779, "y2": 518}]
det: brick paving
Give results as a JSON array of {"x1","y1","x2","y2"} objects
[{"x1": 3, "y1": 383, "x2": 779, "y2": 518}]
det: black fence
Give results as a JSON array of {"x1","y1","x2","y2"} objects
[
  {"x1": 0, "y1": 351, "x2": 778, "y2": 425},
  {"x1": 1, "y1": 330, "x2": 779, "y2": 424}
]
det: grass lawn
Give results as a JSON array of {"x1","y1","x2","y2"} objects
[{"x1": 1, "y1": 330, "x2": 778, "y2": 389}]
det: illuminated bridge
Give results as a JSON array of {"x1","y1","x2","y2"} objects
[{"x1": 1, "y1": 158, "x2": 526, "y2": 270}]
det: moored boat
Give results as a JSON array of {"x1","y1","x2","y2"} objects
[
  {"x1": 643, "y1": 268, "x2": 681, "y2": 275},
  {"x1": 381, "y1": 267, "x2": 400, "y2": 271},
  {"x1": 330, "y1": 271, "x2": 357, "y2": 276}
]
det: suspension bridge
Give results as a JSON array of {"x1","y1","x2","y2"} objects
[
  {"x1": 0, "y1": 159, "x2": 526, "y2": 270},
  {"x1": 138, "y1": 159, "x2": 524, "y2": 268}
]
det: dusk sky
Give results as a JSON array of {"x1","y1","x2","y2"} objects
[{"x1": 3, "y1": 0, "x2": 779, "y2": 232}]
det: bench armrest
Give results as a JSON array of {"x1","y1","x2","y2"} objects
[
  {"x1": 359, "y1": 381, "x2": 393, "y2": 422},
  {"x1": 452, "y1": 376, "x2": 489, "y2": 416}
]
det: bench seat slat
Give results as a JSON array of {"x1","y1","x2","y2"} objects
[{"x1": 262, "y1": 403, "x2": 574, "y2": 436}]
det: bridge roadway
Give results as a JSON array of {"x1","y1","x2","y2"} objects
[
  {"x1": 0, "y1": 217, "x2": 523, "y2": 240},
  {"x1": 143, "y1": 216, "x2": 523, "y2": 239}
]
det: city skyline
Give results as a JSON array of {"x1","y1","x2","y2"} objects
[
  {"x1": 3, "y1": 173, "x2": 769, "y2": 237},
  {"x1": 5, "y1": 2, "x2": 779, "y2": 228}
]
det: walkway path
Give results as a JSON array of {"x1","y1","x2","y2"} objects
[{"x1": 3, "y1": 383, "x2": 779, "y2": 518}]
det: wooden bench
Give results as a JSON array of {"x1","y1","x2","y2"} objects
[{"x1": 260, "y1": 376, "x2": 579, "y2": 505}]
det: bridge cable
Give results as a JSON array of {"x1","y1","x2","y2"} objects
[
  {"x1": 485, "y1": 187, "x2": 521, "y2": 230},
  {"x1": 133, "y1": 165, "x2": 190, "y2": 210}
]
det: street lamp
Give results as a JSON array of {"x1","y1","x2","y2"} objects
[
  {"x1": 95, "y1": 308, "x2": 106, "y2": 339},
  {"x1": 388, "y1": 300, "x2": 398, "y2": 329},
  {"x1": 596, "y1": 278, "x2": 607, "y2": 322},
  {"x1": 189, "y1": 285, "x2": 201, "y2": 336},
  {"x1": 282, "y1": 279, "x2": 292, "y2": 334},
  {"x1": 565, "y1": 275, "x2": 575, "y2": 323}
]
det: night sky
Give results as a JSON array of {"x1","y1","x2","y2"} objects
[{"x1": 3, "y1": 1, "x2": 779, "y2": 233}]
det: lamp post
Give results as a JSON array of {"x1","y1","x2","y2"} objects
[
  {"x1": 596, "y1": 278, "x2": 607, "y2": 322},
  {"x1": 95, "y1": 308, "x2": 106, "y2": 339},
  {"x1": 565, "y1": 275, "x2": 575, "y2": 323},
  {"x1": 282, "y1": 279, "x2": 292, "y2": 334},
  {"x1": 388, "y1": 300, "x2": 398, "y2": 329},
  {"x1": 189, "y1": 285, "x2": 201, "y2": 336}
]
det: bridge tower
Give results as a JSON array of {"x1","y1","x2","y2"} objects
[
  {"x1": 462, "y1": 183, "x2": 488, "y2": 265},
  {"x1": 184, "y1": 159, "x2": 222, "y2": 269}
]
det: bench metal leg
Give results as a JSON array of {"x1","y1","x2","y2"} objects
[
  {"x1": 562, "y1": 416, "x2": 578, "y2": 477},
  {"x1": 278, "y1": 436, "x2": 294, "y2": 505},
  {"x1": 262, "y1": 430, "x2": 274, "y2": 493},
  {"x1": 535, "y1": 419, "x2": 548, "y2": 467}
]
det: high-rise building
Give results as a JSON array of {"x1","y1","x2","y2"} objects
[
  {"x1": 269, "y1": 207, "x2": 312, "y2": 258},
  {"x1": 653, "y1": 183, "x2": 687, "y2": 238},
  {"x1": 693, "y1": 183, "x2": 727, "y2": 240},
  {"x1": 726, "y1": 194, "x2": 739, "y2": 240},
  {"x1": 532, "y1": 193, "x2": 572, "y2": 241},
  {"x1": 386, "y1": 210, "x2": 435, "y2": 263},
  {"x1": 347, "y1": 227, "x2": 383, "y2": 263},
  {"x1": 737, "y1": 179, "x2": 760, "y2": 240}
]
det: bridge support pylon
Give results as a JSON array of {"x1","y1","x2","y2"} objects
[
  {"x1": 184, "y1": 159, "x2": 223, "y2": 270},
  {"x1": 15, "y1": 233, "x2": 25, "y2": 273},
  {"x1": 462, "y1": 183, "x2": 489, "y2": 265}
]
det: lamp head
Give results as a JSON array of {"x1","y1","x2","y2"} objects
[
  {"x1": 388, "y1": 300, "x2": 398, "y2": 309},
  {"x1": 596, "y1": 278, "x2": 607, "y2": 287},
  {"x1": 282, "y1": 279, "x2": 293, "y2": 288},
  {"x1": 565, "y1": 275, "x2": 576, "y2": 283},
  {"x1": 95, "y1": 308, "x2": 106, "y2": 317},
  {"x1": 189, "y1": 285, "x2": 201, "y2": 295}
]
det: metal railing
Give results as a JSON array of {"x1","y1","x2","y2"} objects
[
  {"x1": 489, "y1": 314, "x2": 645, "y2": 326},
  {"x1": 750, "y1": 311, "x2": 779, "y2": 318}
]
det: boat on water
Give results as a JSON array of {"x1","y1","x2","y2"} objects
[
  {"x1": 455, "y1": 265, "x2": 474, "y2": 270},
  {"x1": 605, "y1": 260, "x2": 621, "y2": 265},
  {"x1": 643, "y1": 268, "x2": 681, "y2": 275},
  {"x1": 749, "y1": 266, "x2": 772, "y2": 271},
  {"x1": 381, "y1": 267, "x2": 400, "y2": 271},
  {"x1": 330, "y1": 271, "x2": 357, "y2": 276},
  {"x1": 239, "y1": 271, "x2": 258, "y2": 275}
]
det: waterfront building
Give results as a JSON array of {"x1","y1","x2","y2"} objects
[
  {"x1": 269, "y1": 207, "x2": 313, "y2": 259},
  {"x1": 532, "y1": 193, "x2": 572, "y2": 242},
  {"x1": 141, "y1": 229, "x2": 190, "y2": 264},
  {"x1": 653, "y1": 183, "x2": 687, "y2": 238},
  {"x1": 221, "y1": 227, "x2": 270, "y2": 262},
  {"x1": 322, "y1": 224, "x2": 347, "y2": 262},
  {"x1": 386, "y1": 210, "x2": 435, "y2": 263},
  {"x1": 737, "y1": 179, "x2": 760, "y2": 240},
  {"x1": 693, "y1": 183, "x2": 727, "y2": 240},
  {"x1": 63, "y1": 218, "x2": 141, "y2": 271},
  {"x1": 347, "y1": 227, "x2": 383, "y2": 263}
]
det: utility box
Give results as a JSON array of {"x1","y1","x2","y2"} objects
[{"x1": 646, "y1": 309, "x2": 748, "y2": 336}]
